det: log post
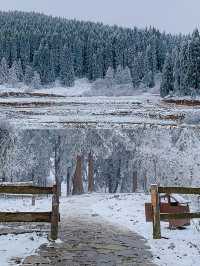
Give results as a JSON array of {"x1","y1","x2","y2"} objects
[
  {"x1": 50, "y1": 184, "x2": 59, "y2": 240},
  {"x1": 88, "y1": 152, "x2": 94, "y2": 193},
  {"x1": 151, "y1": 184, "x2": 161, "y2": 239}
]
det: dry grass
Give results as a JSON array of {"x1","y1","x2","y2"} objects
[{"x1": 163, "y1": 98, "x2": 200, "y2": 106}]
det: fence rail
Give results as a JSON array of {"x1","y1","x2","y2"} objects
[
  {"x1": 158, "y1": 186, "x2": 200, "y2": 195},
  {"x1": 150, "y1": 184, "x2": 200, "y2": 239},
  {"x1": 0, "y1": 185, "x2": 53, "y2": 195},
  {"x1": 0, "y1": 184, "x2": 59, "y2": 240}
]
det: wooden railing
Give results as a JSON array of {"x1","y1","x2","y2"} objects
[
  {"x1": 0, "y1": 184, "x2": 59, "y2": 240},
  {"x1": 151, "y1": 184, "x2": 200, "y2": 239}
]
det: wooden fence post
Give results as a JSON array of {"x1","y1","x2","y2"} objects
[
  {"x1": 151, "y1": 184, "x2": 161, "y2": 239},
  {"x1": 50, "y1": 184, "x2": 59, "y2": 240}
]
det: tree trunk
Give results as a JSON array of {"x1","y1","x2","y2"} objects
[
  {"x1": 67, "y1": 168, "x2": 70, "y2": 196},
  {"x1": 72, "y1": 155, "x2": 83, "y2": 195},
  {"x1": 132, "y1": 171, "x2": 137, "y2": 192},
  {"x1": 32, "y1": 196, "x2": 36, "y2": 206},
  {"x1": 55, "y1": 136, "x2": 62, "y2": 196},
  {"x1": 88, "y1": 152, "x2": 94, "y2": 193}
]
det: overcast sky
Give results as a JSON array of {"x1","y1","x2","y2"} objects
[{"x1": 0, "y1": 0, "x2": 199, "y2": 34}]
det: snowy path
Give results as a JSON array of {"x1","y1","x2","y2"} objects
[{"x1": 23, "y1": 194, "x2": 155, "y2": 265}]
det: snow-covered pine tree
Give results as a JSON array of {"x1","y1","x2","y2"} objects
[
  {"x1": 11, "y1": 61, "x2": 23, "y2": 83},
  {"x1": 160, "y1": 53, "x2": 173, "y2": 97},
  {"x1": 105, "y1": 66, "x2": 115, "y2": 87},
  {"x1": 60, "y1": 44, "x2": 75, "y2": 87},
  {"x1": 104, "y1": 42, "x2": 113, "y2": 75},
  {"x1": 16, "y1": 59, "x2": 24, "y2": 82},
  {"x1": 121, "y1": 66, "x2": 132, "y2": 84},
  {"x1": 179, "y1": 41, "x2": 190, "y2": 95},
  {"x1": 131, "y1": 57, "x2": 141, "y2": 87},
  {"x1": 31, "y1": 71, "x2": 41, "y2": 89},
  {"x1": 24, "y1": 65, "x2": 34, "y2": 85},
  {"x1": 0, "y1": 57, "x2": 8, "y2": 84},
  {"x1": 115, "y1": 65, "x2": 123, "y2": 84},
  {"x1": 8, "y1": 63, "x2": 19, "y2": 87}
]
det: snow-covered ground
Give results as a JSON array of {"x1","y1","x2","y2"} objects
[
  {"x1": 36, "y1": 78, "x2": 92, "y2": 96},
  {"x1": 0, "y1": 190, "x2": 200, "y2": 266},
  {"x1": 0, "y1": 78, "x2": 198, "y2": 129},
  {"x1": 0, "y1": 196, "x2": 51, "y2": 265},
  {"x1": 0, "y1": 232, "x2": 47, "y2": 266}
]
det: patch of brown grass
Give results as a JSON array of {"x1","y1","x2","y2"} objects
[{"x1": 163, "y1": 99, "x2": 200, "y2": 106}]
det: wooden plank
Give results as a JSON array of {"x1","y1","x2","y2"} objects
[
  {"x1": 50, "y1": 185, "x2": 59, "y2": 240},
  {"x1": 160, "y1": 212, "x2": 200, "y2": 220},
  {"x1": 158, "y1": 186, "x2": 200, "y2": 195},
  {"x1": 0, "y1": 186, "x2": 53, "y2": 195},
  {"x1": 151, "y1": 184, "x2": 161, "y2": 239},
  {"x1": 0, "y1": 212, "x2": 51, "y2": 222}
]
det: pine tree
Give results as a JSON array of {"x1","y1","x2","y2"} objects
[
  {"x1": 16, "y1": 59, "x2": 24, "y2": 81},
  {"x1": 105, "y1": 66, "x2": 115, "y2": 87},
  {"x1": 0, "y1": 57, "x2": 8, "y2": 83},
  {"x1": 31, "y1": 71, "x2": 41, "y2": 89},
  {"x1": 24, "y1": 65, "x2": 34, "y2": 85},
  {"x1": 144, "y1": 45, "x2": 155, "y2": 87},
  {"x1": 160, "y1": 53, "x2": 173, "y2": 97},
  {"x1": 8, "y1": 63, "x2": 19, "y2": 87},
  {"x1": 60, "y1": 45, "x2": 75, "y2": 87},
  {"x1": 131, "y1": 57, "x2": 141, "y2": 87},
  {"x1": 143, "y1": 71, "x2": 155, "y2": 88},
  {"x1": 115, "y1": 65, "x2": 123, "y2": 84},
  {"x1": 121, "y1": 66, "x2": 132, "y2": 84},
  {"x1": 11, "y1": 61, "x2": 23, "y2": 82},
  {"x1": 179, "y1": 41, "x2": 190, "y2": 95}
]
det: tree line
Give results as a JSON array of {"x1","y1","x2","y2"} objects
[
  {"x1": 0, "y1": 10, "x2": 178, "y2": 90},
  {"x1": 0, "y1": 11, "x2": 199, "y2": 97}
]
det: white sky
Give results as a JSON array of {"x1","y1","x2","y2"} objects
[{"x1": 0, "y1": 0, "x2": 200, "y2": 34}]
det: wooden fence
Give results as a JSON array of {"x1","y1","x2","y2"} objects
[
  {"x1": 151, "y1": 184, "x2": 200, "y2": 239},
  {"x1": 0, "y1": 184, "x2": 59, "y2": 240}
]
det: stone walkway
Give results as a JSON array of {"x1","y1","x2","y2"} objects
[{"x1": 22, "y1": 218, "x2": 156, "y2": 266}]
